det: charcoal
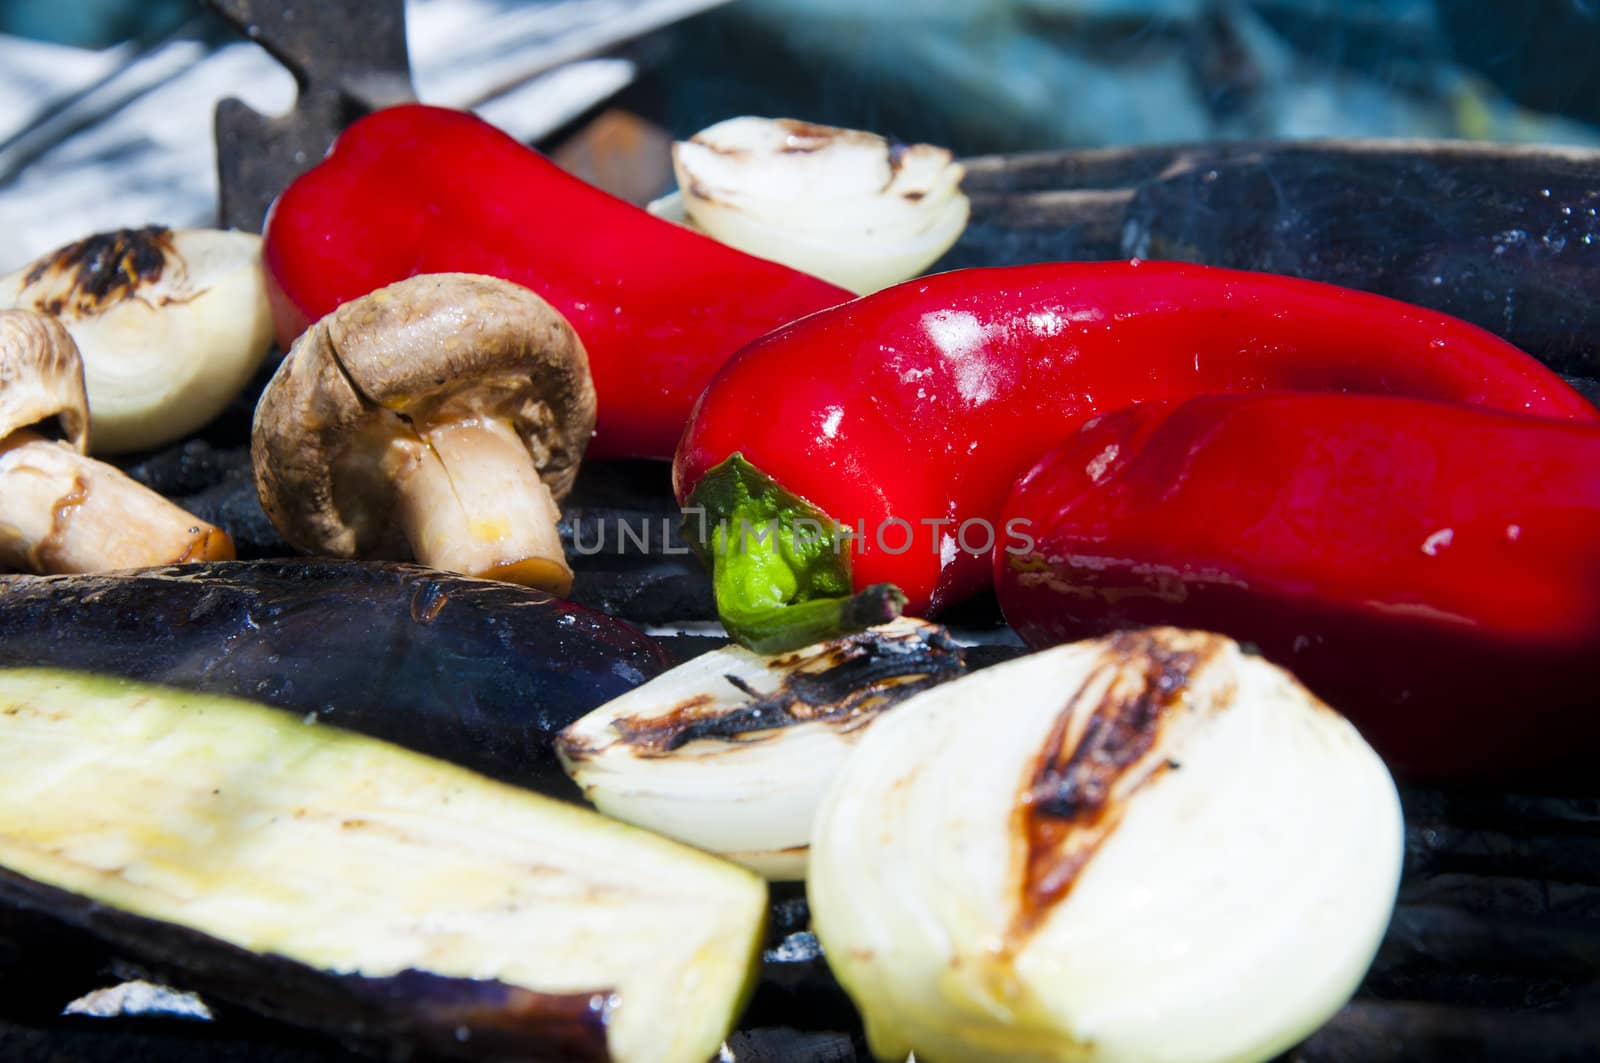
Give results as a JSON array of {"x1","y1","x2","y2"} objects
[
  {"x1": 723, "y1": 1029, "x2": 861, "y2": 1063},
  {"x1": 120, "y1": 440, "x2": 252, "y2": 499},
  {"x1": 1406, "y1": 824, "x2": 1600, "y2": 885},
  {"x1": 1373, "y1": 905, "x2": 1600, "y2": 981},
  {"x1": 1291, "y1": 999, "x2": 1600, "y2": 1063}
]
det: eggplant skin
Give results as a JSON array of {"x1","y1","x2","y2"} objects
[
  {"x1": 0, "y1": 560, "x2": 669, "y2": 799},
  {"x1": 1121, "y1": 144, "x2": 1600, "y2": 376},
  {"x1": 0, "y1": 668, "x2": 769, "y2": 1063},
  {"x1": 0, "y1": 867, "x2": 612, "y2": 1062}
]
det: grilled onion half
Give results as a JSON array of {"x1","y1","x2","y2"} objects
[
  {"x1": 558, "y1": 618, "x2": 966, "y2": 879},
  {"x1": 1, "y1": 227, "x2": 273, "y2": 453},
  {"x1": 809, "y1": 628, "x2": 1403, "y2": 1063},
  {"x1": 652, "y1": 116, "x2": 970, "y2": 295}
]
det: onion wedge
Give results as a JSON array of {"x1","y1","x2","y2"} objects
[
  {"x1": 557, "y1": 618, "x2": 966, "y2": 879},
  {"x1": 0, "y1": 227, "x2": 274, "y2": 453},
  {"x1": 809, "y1": 628, "x2": 1403, "y2": 1063},
  {"x1": 659, "y1": 117, "x2": 970, "y2": 295}
]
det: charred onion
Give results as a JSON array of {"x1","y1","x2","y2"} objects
[
  {"x1": 655, "y1": 116, "x2": 970, "y2": 295},
  {"x1": 809, "y1": 628, "x2": 1402, "y2": 1063},
  {"x1": 0, "y1": 227, "x2": 274, "y2": 454},
  {"x1": 558, "y1": 618, "x2": 966, "y2": 879}
]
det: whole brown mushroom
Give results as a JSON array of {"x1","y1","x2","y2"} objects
[
  {"x1": 0, "y1": 309, "x2": 235, "y2": 573},
  {"x1": 251, "y1": 273, "x2": 596, "y2": 595}
]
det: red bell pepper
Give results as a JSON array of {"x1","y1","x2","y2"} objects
[
  {"x1": 995, "y1": 392, "x2": 1600, "y2": 780},
  {"x1": 262, "y1": 104, "x2": 851, "y2": 460},
  {"x1": 673, "y1": 261, "x2": 1598, "y2": 652}
]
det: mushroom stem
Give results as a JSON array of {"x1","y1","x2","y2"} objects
[
  {"x1": 0, "y1": 430, "x2": 235, "y2": 573},
  {"x1": 389, "y1": 417, "x2": 573, "y2": 596}
]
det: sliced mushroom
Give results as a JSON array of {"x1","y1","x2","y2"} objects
[
  {"x1": 0, "y1": 309, "x2": 235, "y2": 573},
  {"x1": 251, "y1": 273, "x2": 595, "y2": 596},
  {"x1": 657, "y1": 117, "x2": 971, "y2": 295},
  {"x1": 0, "y1": 226, "x2": 275, "y2": 454}
]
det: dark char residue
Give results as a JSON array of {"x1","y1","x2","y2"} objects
[
  {"x1": 614, "y1": 626, "x2": 967, "y2": 754},
  {"x1": 23, "y1": 226, "x2": 173, "y2": 315}
]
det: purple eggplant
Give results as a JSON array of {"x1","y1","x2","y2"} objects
[
  {"x1": 0, "y1": 559, "x2": 669, "y2": 799},
  {"x1": 0, "y1": 868, "x2": 612, "y2": 1060},
  {"x1": 0, "y1": 669, "x2": 767, "y2": 1063}
]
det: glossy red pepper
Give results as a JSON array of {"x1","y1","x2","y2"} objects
[
  {"x1": 262, "y1": 104, "x2": 851, "y2": 459},
  {"x1": 996, "y1": 392, "x2": 1600, "y2": 780},
  {"x1": 674, "y1": 261, "x2": 1598, "y2": 652}
]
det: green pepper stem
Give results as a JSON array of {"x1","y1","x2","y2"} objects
[
  {"x1": 684, "y1": 454, "x2": 907, "y2": 654},
  {"x1": 716, "y1": 581, "x2": 908, "y2": 655}
]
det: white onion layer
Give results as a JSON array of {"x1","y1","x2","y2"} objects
[
  {"x1": 0, "y1": 228, "x2": 274, "y2": 454},
  {"x1": 558, "y1": 618, "x2": 962, "y2": 880},
  {"x1": 809, "y1": 628, "x2": 1403, "y2": 1063},
  {"x1": 668, "y1": 116, "x2": 970, "y2": 295}
]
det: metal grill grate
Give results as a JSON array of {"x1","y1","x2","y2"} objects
[{"x1": 2, "y1": 4, "x2": 1599, "y2": 1056}]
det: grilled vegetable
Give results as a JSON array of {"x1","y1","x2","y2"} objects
[
  {"x1": 658, "y1": 117, "x2": 970, "y2": 295},
  {"x1": 253, "y1": 273, "x2": 596, "y2": 594},
  {"x1": 953, "y1": 141, "x2": 1600, "y2": 376},
  {"x1": 0, "y1": 309, "x2": 234, "y2": 573},
  {"x1": 558, "y1": 618, "x2": 966, "y2": 879},
  {"x1": 0, "y1": 669, "x2": 767, "y2": 1063},
  {"x1": 997, "y1": 393, "x2": 1600, "y2": 781},
  {"x1": 0, "y1": 227, "x2": 274, "y2": 454},
  {"x1": 809, "y1": 628, "x2": 1402, "y2": 1063},
  {"x1": 1115, "y1": 141, "x2": 1600, "y2": 377},
  {"x1": 0, "y1": 560, "x2": 667, "y2": 798},
  {"x1": 262, "y1": 103, "x2": 851, "y2": 460},
  {"x1": 674, "y1": 261, "x2": 1599, "y2": 652}
]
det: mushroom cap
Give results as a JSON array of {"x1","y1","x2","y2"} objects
[
  {"x1": 252, "y1": 273, "x2": 595, "y2": 559},
  {"x1": 0, "y1": 309, "x2": 89, "y2": 452}
]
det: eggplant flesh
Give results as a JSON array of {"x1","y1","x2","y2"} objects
[
  {"x1": 0, "y1": 669, "x2": 767, "y2": 1063},
  {"x1": 0, "y1": 560, "x2": 669, "y2": 799}
]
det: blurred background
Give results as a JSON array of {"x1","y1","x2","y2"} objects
[{"x1": 3, "y1": 0, "x2": 1599, "y2": 268}]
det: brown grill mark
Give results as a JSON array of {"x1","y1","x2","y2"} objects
[
  {"x1": 173, "y1": 528, "x2": 225, "y2": 564},
  {"x1": 877, "y1": 140, "x2": 916, "y2": 193},
  {"x1": 21, "y1": 227, "x2": 175, "y2": 316},
  {"x1": 613, "y1": 693, "x2": 716, "y2": 751},
  {"x1": 609, "y1": 626, "x2": 966, "y2": 755},
  {"x1": 886, "y1": 140, "x2": 909, "y2": 177},
  {"x1": 1009, "y1": 631, "x2": 1226, "y2": 943},
  {"x1": 33, "y1": 474, "x2": 89, "y2": 572},
  {"x1": 691, "y1": 136, "x2": 749, "y2": 158},
  {"x1": 685, "y1": 175, "x2": 724, "y2": 208},
  {"x1": 776, "y1": 120, "x2": 842, "y2": 153}
]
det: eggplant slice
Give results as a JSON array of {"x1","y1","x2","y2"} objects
[
  {"x1": 0, "y1": 669, "x2": 767, "y2": 1063},
  {"x1": 0, "y1": 560, "x2": 669, "y2": 799},
  {"x1": 809, "y1": 629, "x2": 1402, "y2": 1063}
]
